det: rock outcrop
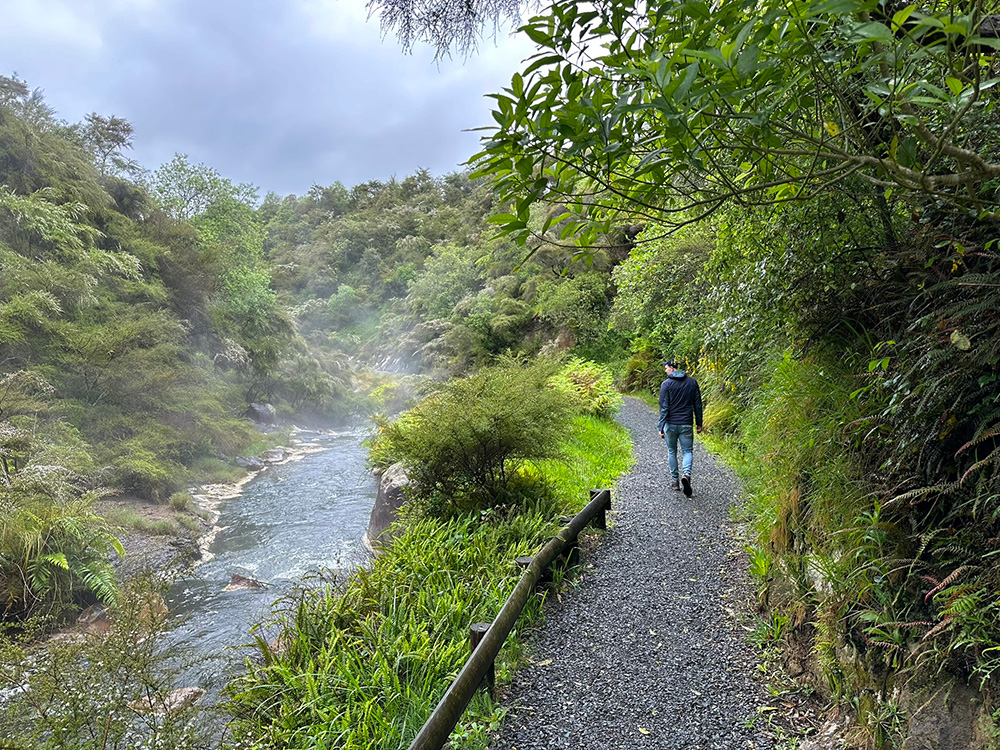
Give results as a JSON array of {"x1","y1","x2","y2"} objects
[
  {"x1": 366, "y1": 462, "x2": 410, "y2": 548},
  {"x1": 246, "y1": 403, "x2": 277, "y2": 425},
  {"x1": 131, "y1": 687, "x2": 206, "y2": 715}
]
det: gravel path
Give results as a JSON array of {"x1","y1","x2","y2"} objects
[{"x1": 489, "y1": 397, "x2": 774, "y2": 750}]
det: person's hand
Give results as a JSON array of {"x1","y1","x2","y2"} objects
[
  {"x1": 659, "y1": 430, "x2": 665, "y2": 439},
  {"x1": 696, "y1": 426, "x2": 703, "y2": 434}
]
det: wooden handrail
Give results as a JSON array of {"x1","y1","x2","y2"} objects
[{"x1": 406, "y1": 488, "x2": 612, "y2": 750}]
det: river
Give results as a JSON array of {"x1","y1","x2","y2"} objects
[{"x1": 162, "y1": 424, "x2": 378, "y2": 697}]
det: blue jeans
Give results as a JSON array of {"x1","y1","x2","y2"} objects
[{"x1": 665, "y1": 424, "x2": 694, "y2": 482}]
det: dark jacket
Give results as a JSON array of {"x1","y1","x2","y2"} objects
[{"x1": 658, "y1": 370, "x2": 703, "y2": 431}]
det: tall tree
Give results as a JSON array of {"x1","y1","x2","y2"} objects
[
  {"x1": 81, "y1": 112, "x2": 139, "y2": 176},
  {"x1": 148, "y1": 154, "x2": 258, "y2": 220}
]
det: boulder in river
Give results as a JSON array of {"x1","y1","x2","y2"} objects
[
  {"x1": 246, "y1": 403, "x2": 277, "y2": 425},
  {"x1": 268, "y1": 633, "x2": 291, "y2": 657},
  {"x1": 224, "y1": 574, "x2": 268, "y2": 591},
  {"x1": 130, "y1": 686, "x2": 206, "y2": 715},
  {"x1": 236, "y1": 456, "x2": 265, "y2": 470},
  {"x1": 77, "y1": 603, "x2": 112, "y2": 636},
  {"x1": 367, "y1": 461, "x2": 410, "y2": 547}
]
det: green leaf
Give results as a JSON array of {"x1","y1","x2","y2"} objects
[
  {"x1": 970, "y1": 36, "x2": 1000, "y2": 50},
  {"x1": 891, "y1": 5, "x2": 916, "y2": 31},
  {"x1": 732, "y1": 18, "x2": 756, "y2": 55},
  {"x1": 810, "y1": 0, "x2": 866, "y2": 15},
  {"x1": 524, "y1": 54, "x2": 564, "y2": 76},
  {"x1": 523, "y1": 25, "x2": 553, "y2": 46},
  {"x1": 897, "y1": 137, "x2": 919, "y2": 168},
  {"x1": 486, "y1": 213, "x2": 518, "y2": 224},
  {"x1": 848, "y1": 22, "x2": 895, "y2": 44},
  {"x1": 736, "y1": 44, "x2": 760, "y2": 79},
  {"x1": 43, "y1": 552, "x2": 70, "y2": 570},
  {"x1": 945, "y1": 77, "x2": 963, "y2": 96},
  {"x1": 673, "y1": 61, "x2": 700, "y2": 102}
]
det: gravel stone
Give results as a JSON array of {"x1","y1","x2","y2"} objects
[{"x1": 488, "y1": 397, "x2": 773, "y2": 749}]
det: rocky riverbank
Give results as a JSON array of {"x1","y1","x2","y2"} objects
[{"x1": 96, "y1": 429, "x2": 335, "y2": 583}]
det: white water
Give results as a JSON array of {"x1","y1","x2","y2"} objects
[{"x1": 162, "y1": 425, "x2": 378, "y2": 696}]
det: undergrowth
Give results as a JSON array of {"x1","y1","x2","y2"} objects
[{"x1": 226, "y1": 413, "x2": 632, "y2": 749}]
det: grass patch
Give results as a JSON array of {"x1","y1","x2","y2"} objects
[
  {"x1": 633, "y1": 387, "x2": 659, "y2": 410},
  {"x1": 168, "y1": 491, "x2": 193, "y2": 511},
  {"x1": 535, "y1": 414, "x2": 633, "y2": 503},
  {"x1": 101, "y1": 508, "x2": 178, "y2": 536},
  {"x1": 176, "y1": 514, "x2": 203, "y2": 534},
  {"x1": 226, "y1": 415, "x2": 632, "y2": 749},
  {"x1": 187, "y1": 457, "x2": 246, "y2": 485}
]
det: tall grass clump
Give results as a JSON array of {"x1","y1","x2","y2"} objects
[{"x1": 227, "y1": 359, "x2": 632, "y2": 749}]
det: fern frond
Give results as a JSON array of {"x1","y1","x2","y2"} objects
[{"x1": 924, "y1": 565, "x2": 974, "y2": 602}]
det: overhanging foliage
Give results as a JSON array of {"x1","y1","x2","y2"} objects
[{"x1": 473, "y1": 0, "x2": 1000, "y2": 248}]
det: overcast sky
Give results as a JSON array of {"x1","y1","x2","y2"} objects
[{"x1": 1, "y1": 0, "x2": 536, "y2": 196}]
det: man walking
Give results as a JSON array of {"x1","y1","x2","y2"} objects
[{"x1": 658, "y1": 359, "x2": 703, "y2": 497}]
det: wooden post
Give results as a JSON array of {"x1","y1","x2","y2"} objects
[
  {"x1": 590, "y1": 489, "x2": 609, "y2": 530},
  {"x1": 469, "y1": 623, "x2": 494, "y2": 696},
  {"x1": 516, "y1": 555, "x2": 550, "y2": 585}
]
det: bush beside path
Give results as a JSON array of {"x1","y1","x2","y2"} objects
[{"x1": 489, "y1": 397, "x2": 774, "y2": 749}]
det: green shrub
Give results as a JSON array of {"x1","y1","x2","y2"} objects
[
  {"x1": 372, "y1": 358, "x2": 576, "y2": 515},
  {"x1": 0, "y1": 450, "x2": 121, "y2": 618},
  {"x1": 548, "y1": 358, "x2": 622, "y2": 418},
  {"x1": 0, "y1": 577, "x2": 211, "y2": 750},
  {"x1": 620, "y1": 347, "x2": 663, "y2": 394}
]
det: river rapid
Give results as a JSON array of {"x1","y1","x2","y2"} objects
[{"x1": 163, "y1": 425, "x2": 378, "y2": 697}]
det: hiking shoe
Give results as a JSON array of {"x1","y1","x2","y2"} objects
[{"x1": 681, "y1": 474, "x2": 692, "y2": 497}]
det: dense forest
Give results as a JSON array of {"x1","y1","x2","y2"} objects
[
  {"x1": 3, "y1": 0, "x2": 1000, "y2": 743},
  {"x1": 0, "y1": 72, "x2": 627, "y2": 621}
]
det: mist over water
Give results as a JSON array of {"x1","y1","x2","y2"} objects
[{"x1": 163, "y1": 425, "x2": 378, "y2": 696}]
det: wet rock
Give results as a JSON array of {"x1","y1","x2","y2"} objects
[
  {"x1": 77, "y1": 603, "x2": 112, "y2": 635},
  {"x1": 902, "y1": 681, "x2": 981, "y2": 750},
  {"x1": 246, "y1": 402, "x2": 277, "y2": 425},
  {"x1": 131, "y1": 686, "x2": 205, "y2": 715},
  {"x1": 268, "y1": 633, "x2": 291, "y2": 657},
  {"x1": 224, "y1": 573, "x2": 268, "y2": 591},
  {"x1": 261, "y1": 449, "x2": 286, "y2": 464},
  {"x1": 367, "y1": 462, "x2": 410, "y2": 546},
  {"x1": 236, "y1": 456, "x2": 265, "y2": 470}
]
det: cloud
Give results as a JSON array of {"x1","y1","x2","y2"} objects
[
  {"x1": 1, "y1": 0, "x2": 536, "y2": 195},
  {"x1": 0, "y1": 0, "x2": 105, "y2": 52}
]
